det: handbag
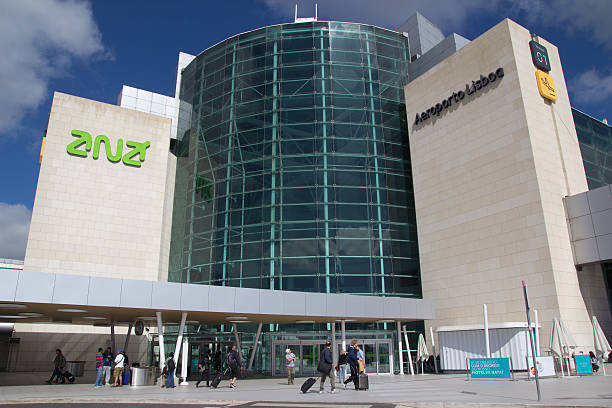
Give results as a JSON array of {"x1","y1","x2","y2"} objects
[
  {"x1": 358, "y1": 359, "x2": 365, "y2": 373},
  {"x1": 317, "y1": 359, "x2": 332, "y2": 374}
]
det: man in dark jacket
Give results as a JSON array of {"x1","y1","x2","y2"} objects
[
  {"x1": 318, "y1": 341, "x2": 336, "y2": 393},
  {"x1": 344, "y1": 338, "x2": 359, "y2": 389},
  {"x1": 227, "y1": 345, "x2": 241, "y2": 388},
  {"x1": 195, "y1": 351, "x2": 211, "y2": 387},
  {"x1": 46, "y1": 349, "x2": 66, "y2": 384}
]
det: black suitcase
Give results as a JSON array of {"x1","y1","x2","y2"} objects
[
  {"x1": 357, "y1": 373, "x2": 368, "y2": 390},
  {"x1": 211, "y1": 367, "x2": 230, "y2": 388},
  {"x1": 300, "y1": 377, "x2": 317, "y2": 393},
  {"x1": 63, "y1": 371, "x2": 75, "y2": 384},
  {"x1": 210, "y1": 371, "x2": 223, "y2": 388}
]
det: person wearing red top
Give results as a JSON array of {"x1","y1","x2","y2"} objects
[{"x1": 94, "y1": 348, "x2": 104, "y2": 387}]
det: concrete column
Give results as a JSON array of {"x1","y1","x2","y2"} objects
[
  {"x1": 156, "y1": 312, "x2": 166, "y2": 372},
  {"x1": 341, "y1": 320, "x2": 346, "y2": 351},
  {"x1": 402, "y1": 325, "x2": 414, "y2": 375},
  {"x1": 174, "y1": 312, "x2": 187, "y2": 365},
  {"x1": 397, "y1": 321, "x2": 404, "y2": 375},
  {"x1": 233, "y1": 323, "x2": 241, "y2": 352},
  {"x1": 247, "y1": 323, "x2": 263, "y2": 371},
  {"x1": 180, "y1": 337, "x2": 189, "y2": 385}
]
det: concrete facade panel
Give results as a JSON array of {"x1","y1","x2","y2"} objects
[
  {"x1": 15, "y1": 271, "x2": 55, "y2": 303},
  {"x1": 120, "y1": 279, "x2": 153, "y2": 309},
  {"x1": 0, "y1": 269, "x2": 19, "y2": 302},
  {"x1": 208, "y1": 286, "x2": 236, "y2": 313},
  {"x1": 52, "y1": 274, "x2": 90, "y2": 306},
  {"x1": 179, "y1": 283, "x2": 209, "y2": 311},
  {"x1": 587, "y1": 186, "x2": 612, "y2": 213},
  {"x1": 87, "y1": 277, "x2": 121, "y2": 307},
  {"x1": 151, "y1": 281, "x2": 182, "y2": 310}
]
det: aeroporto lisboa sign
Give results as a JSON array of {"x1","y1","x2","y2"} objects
[{"x1": 67, "y1": 129, "x2": 150, "y2": 167}]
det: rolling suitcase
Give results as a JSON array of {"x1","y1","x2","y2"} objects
[
  {"x1": 210, "y1": 371, "x2": 223, "y2": 388},
  {"x1": 357, "y1": 373, "x2": 368, "y2": 390},
  {"x1": 63, "y1": 371, "x2": 75, "y2": 384},
  {"x1": 211, "y1": 367, "x2": 229, "y2": 388},
  {"x1": 300, "y1": 377, "x2": 317, "y2": 393}
]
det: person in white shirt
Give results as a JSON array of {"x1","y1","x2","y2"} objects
[{"x1": 112, "y1": 349, "x2": 125, "y2": 387}]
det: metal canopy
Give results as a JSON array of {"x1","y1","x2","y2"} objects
[{"x1": 0, "y1": 270, "x2": 434, "y2": 325}]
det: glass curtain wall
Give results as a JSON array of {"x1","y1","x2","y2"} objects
[
  {"x1": 169, "y1": 21, "x2": 420, "y2": 298},
  {"x1": 573, "y1": 108, "x2": 612, "y2": 189}
]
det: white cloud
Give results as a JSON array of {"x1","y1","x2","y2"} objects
[
  {"x1": 261, "y1": 0, "x2": 612, "y2": 47},
  {"x1": 0, "y1": 0, "x2": 106, "y2": 137},
  {"x1": 0, "y1": 203, "x2": 31, "y2": 260},
  {"x1": 261, "y1": 0, "x2": 494, "y2": 33},
  {"x1": 571, "y1": 68, "x2": 612, "y2": 105}
]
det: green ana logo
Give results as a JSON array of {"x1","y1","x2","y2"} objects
[{"x1": 67, "y1": 130, "x2": 151, "y2": 167}]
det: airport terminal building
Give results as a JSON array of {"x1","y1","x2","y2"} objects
[{"x1": 1, "y1": 12, "x2": 611, "y2": 376}]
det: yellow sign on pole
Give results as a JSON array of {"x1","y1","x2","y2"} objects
[{"x1": 535, "y1": 69, "x2": 557, "y2": 101}]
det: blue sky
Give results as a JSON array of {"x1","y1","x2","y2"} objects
[{"x1": 0, "y1": 0, "x2": 611, "y2": 259}]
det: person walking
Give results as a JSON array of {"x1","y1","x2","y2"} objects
[
  {"x1": 356, "y1": 345, "x2": 365, "y2": 373},
  {"x1": 589, "y1": 351, "x2": 600, "y2": 373},
  {"x1": 45, "y1": 349, "x2": 66, "y2": 384},
  {"x1": 337, "y1": 349, "x2": 348, "y2": 388},
  {"x1": 214, "y1": 350, "x2": 222, "y2": 373},
  {"x1": 195, "y1": 351, "x2": 211, "y2": 388},
  {"x1": 318, "y1": 340, "x2": 335, "y2": 394},
  {"x1": 102, "y1": 347, "x2": 113, "y2": 386},
  {"x1": 94, "y1": 348, "x2": 104, "y2": 387},
  {"x1": 344, "y1": 338, "x2": 359, "y2": 389},
  {"x1": 165, "y1": 352, "x2": 176, "y2": 388},
  {"x1": 285, "y1": 348, "x2": 296, "y2": 385},
  {"x1": 112, "y1": 349, "x2": 125, "y2": 387},
  {"x1": 226, "y1": 345, "x2": 241, "y2": 388}
]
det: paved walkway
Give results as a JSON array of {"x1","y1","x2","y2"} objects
[{"x1": 1, "y1": 373, "x2": 611, "y2": 407}]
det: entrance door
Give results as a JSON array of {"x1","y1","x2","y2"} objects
[
  {"x1": 301, "y1": 343, "x2": 322, "y2": 376},
  {"x1": 360, "y1": 340, "x2": 393, "y2": 375}
]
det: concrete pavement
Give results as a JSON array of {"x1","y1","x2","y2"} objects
[{"x1": 0, "y1": 373, "x2": 611, "y2": 407}]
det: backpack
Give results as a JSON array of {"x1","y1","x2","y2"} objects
[
  {"x1": 167, "y1": 358, "x2": 176, "y2": 371},
  {"x1": 226, "y1": 351, "x2": 236, "y2": 366}
]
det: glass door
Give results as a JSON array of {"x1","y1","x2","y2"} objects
[
  {"x1": 363, "y1": 342, "x2": 376, "y2": 373},
  {"x1": 377, "y1": 342, "x2": 390, "y2": 374},
  {"x1": 273, "y1": 343, "x2": 301, "y2": 376},
  {"x1": 301, "y1": 343, "x2": 322, "y2": 376}
]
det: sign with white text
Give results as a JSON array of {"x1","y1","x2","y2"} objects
[{"x1": 469, "y1": 358, "x2": 512, "y2": 379}]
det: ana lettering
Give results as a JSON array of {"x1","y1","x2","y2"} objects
[{"x1": 66, "y1": 129, "x2": 151, "y2": 168}]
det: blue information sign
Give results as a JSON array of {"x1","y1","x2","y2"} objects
[
  {"x1": 574, "y1": 355, "x2": 593, "y2": 375},
  {"x1": 469, "y1": 358, "x2": 512, "y2": 379}
]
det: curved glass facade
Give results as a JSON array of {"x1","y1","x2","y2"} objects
[{"x1": 169, "y1": 21, "x2": 420, "y2": 298}]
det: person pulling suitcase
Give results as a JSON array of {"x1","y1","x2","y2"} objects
[{"x1": 317, "y1": 341, "x2": 336, "y2": 394}]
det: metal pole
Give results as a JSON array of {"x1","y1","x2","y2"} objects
[
  {"x1": 402, "y1": 326, "x2": 414, "y2": 375},
  {"x1": 123, "y1": 322, "x2": 133, "y2": 355},
  {"x1": 247, "y1": 323, "x2": 263, "y2": 371},
  {"x1": 331, "y1": 321, "x2": 337, "y2": 364},
  {"x1": 156, "y1": 312, "x2": 166, "y2": 372},
  {"x1": 430, "y1": 326, "x2": 438, "y2": 373},
  {"x1": 341, "y1": 320, "x2": 346, "y2": 351},
  {"x1": 110, "y1": 320, "x2": 116, "y2": 356},
  {"x1": 483, "y1": 304, "x2": 490, "y2": 358},
  {"x1": 522, "y1": 281, "x2": 542, "y2": 401},
  {"x1": 534, "y1": 309, "x2": 540, "y2": 356},
  {"x1": 397, "y1": 321, "x2": 404, "y2": 375}
]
